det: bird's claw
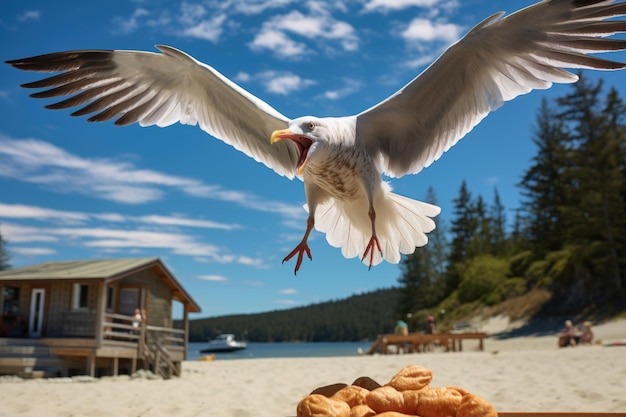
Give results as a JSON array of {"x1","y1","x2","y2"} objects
[
  {"x1": 282, "y1": 242, "x2": 312, "y2": 275},
  {"x1": 361, "y1": 236, "x2": 382, "y2": 270}
]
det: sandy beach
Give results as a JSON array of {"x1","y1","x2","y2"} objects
[{"x1": 0, "y1": 319, "x2": 624, "y2": 417}]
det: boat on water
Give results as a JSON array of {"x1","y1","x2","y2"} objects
[{"x1": 200, "y1": 333, "x2": 247, "y2": 353}]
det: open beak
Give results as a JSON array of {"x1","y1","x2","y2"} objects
[
  {"x1": 270, "y1": 129, "x2": 292, "y2": 145},
  {"x1": 270, "y1": 129, "x2": 313, "y2": 175}
]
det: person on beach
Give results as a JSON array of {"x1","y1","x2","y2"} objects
[
  {"x1": 581, "y1": 321, "x2": 594, "y2": 345},
  {"x1": 395, "y1": 320, "x2": 408, "y2": 336},
  {"x1": 424, "y1": 315, "x2": 436, "y2": 334},
  {"x1": 558, "y1": 320, "x2": 581, "y2": 347}
]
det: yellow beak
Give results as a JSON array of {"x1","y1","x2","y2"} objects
[
  {"x1": 270, "y1": 129, "x2": 292, "y2": 144},
  {"x1": 269, "y1": 128, "x2": 311, "y2": 176}
]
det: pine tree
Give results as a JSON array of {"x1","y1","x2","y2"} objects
[
  {"x1": 397, "y1": 187, "x2": 447, "y2": 317},
  {"x1": 490, "y1": 188, "x2": 508, "y2": 256},
  {"x1": 519, "y1": 98, "x2": 571, "y2": 257},
  {"x1": 466, "y1": 195, "x2": 490, "y2": 258},
  {"x1": 557, "y1": 75, "x2": 626, "y2": 296},
  {"x1": 446, "y1": 181, "x2": 477, "y2": 293}
]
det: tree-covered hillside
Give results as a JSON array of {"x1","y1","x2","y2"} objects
[
  {"x1": 396, "y1": 75, "x2": 626, "y2": 330},
  {"x1": 188, "y1": 288, "x2": 399, "y2": 342}
]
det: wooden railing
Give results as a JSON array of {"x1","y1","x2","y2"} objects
[
  {"x1": 365, "y1": 332, "x2": 488, "y2": 355},
  {"x1": 102, "y1": 313, "x2": 141, "y2": 343},
  {"x1": 101, "y1": 313, "x2": 185, "y2": 378}
]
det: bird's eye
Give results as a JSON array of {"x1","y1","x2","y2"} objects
[{"x1": 307, "y1": 122, "x2": 315, "y2": 131}]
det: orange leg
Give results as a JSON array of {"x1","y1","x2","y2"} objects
[
  {"x1": 283, "y1": 214, "x2": 314, "y2": 275},
  {"x1": 361, "y1": 207, "x2": 382, "y2": 270}
]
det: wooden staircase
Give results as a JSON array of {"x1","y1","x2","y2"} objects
[{"x1": 139, "y1": 330, "x2": 180, "y2": 379}]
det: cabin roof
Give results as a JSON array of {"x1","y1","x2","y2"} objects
[
  {"x1": 0, "y1": 257, "x2": 201, "y2": 312},
  {"x1": 0, "y1": 258, "x2": 160, "y2": 280}
]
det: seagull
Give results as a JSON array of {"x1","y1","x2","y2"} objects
[{"x1": 6, "y1": 0, "x2": 626, "y2": 274}]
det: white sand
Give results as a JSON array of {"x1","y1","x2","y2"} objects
[{"x1": 0, "y1": 319, "x2": 625, "y2": 417}]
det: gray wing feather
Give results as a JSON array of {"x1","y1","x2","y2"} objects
[
  {"x1": 7, "y1": 45, "x2": 299, "y2": 178},
  {"x1": 357, "y1": 0, "x2": 626, "y2": 178}
]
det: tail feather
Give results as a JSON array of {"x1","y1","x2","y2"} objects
[{"x1": 312, "y1": 183, "x2": 440, "y2": 267}]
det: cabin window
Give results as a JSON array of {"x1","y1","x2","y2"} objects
[
  {"x1": 106, "y1": 286, "x2": 115, "y2": 311},
  {"x1": 72, "y1": 283, "x2": 89, "y2": 310},
  {"x1": 2, "y1": 286, "x2": 20, "y2": 315}
]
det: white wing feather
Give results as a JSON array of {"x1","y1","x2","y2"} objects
[
  {"x1": 357, "y1": 0, "x2": 626, "y2": 178},
  {"x1": 7, "y1": 45, "x2": 300, "y2": 178}
]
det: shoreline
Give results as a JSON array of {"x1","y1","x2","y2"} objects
[{"x1": 0, "y1": 319, "x2": 624, "y2": 417}]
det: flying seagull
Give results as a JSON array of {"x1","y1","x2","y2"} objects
[{"x1": 6, "y1": 0, "x2": 626, "y2": 274}]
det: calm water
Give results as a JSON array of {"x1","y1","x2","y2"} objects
[{"x1": 187, "y1": 341, "x2": 373, "y2": 361}]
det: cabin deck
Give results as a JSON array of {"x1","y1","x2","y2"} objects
[{"x1": 0, "y1": 313, "x2": 185, "y2": 378}]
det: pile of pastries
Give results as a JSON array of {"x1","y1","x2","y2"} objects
[{"x1": 297, "y1": 364, "x2": 497, "y2": 417}]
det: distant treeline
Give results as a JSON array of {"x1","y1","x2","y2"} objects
[{"x1": 187, "y1": 288, "x2": 399, "y2": 342}]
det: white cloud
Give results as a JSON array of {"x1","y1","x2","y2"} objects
[
  {"x1": 17, "y1": 10, "x2": 41, "y2": 22},
  {"x1": 279, "y1": 288, "x2": 297, "y2": 295},
  {"x1": 11, "y1": 247, "x2": 56, "y2": 256},
  {"x1": 0, "y1": 203, "x2": 240, "y2": 231},
  {"x1": 401, "y1": 18, "x2": 462, "y2": 44},
  {"x1": 136, "y1": 215, "x2": 240, "y2": 230},
  {"x1": 233, "y1": 256, "x2": 263, "y2": 267},
  {"x1": 112, "y1": 8, "x2": 149, "y2": 34},
  {"x1": 260, "y1": 71, "x2": 317, "y2": 95},
  {"x1": 0, "y1": 223, "x2": 58, "y2": 243},
  {"x1": 249, "y1": 6, "x2": 358, "y2": 58},
  {"x1": 218, "y1": 0, "x2": 295, "y2": 15},
  {"x1": 235, "y1": 72, "x2": 251, "y2": 83},
  {"x1": 363, "y1": 0, "x2": 458, "y2": 13},
  {"x1": 179, "y1": 2, "x2": 207, "y2": 24},
  {"x1": 323, "y1": 78, "x2": 362, "y2": 100},
  {"x1": 249, "y1": 28, "x2": 307, "y2": 58},
  {"x1": 181, "y1": 13, "x2": 227, "y2": 42},
  {"x1": 1, "y1": 221, "x2": 246, "y2": 263},
  {"x1": 0, "y1": 136, "x2": 303, "y2": 218},
  {"x1": 197, "y1": 275, "x2": 229, "y2": 282},
  {"x1": 238, "y1": 70, "x2": 316, "y2": 96},
  {"x1": 0, "y1": 203, "x2": 89, "y2": 225}
]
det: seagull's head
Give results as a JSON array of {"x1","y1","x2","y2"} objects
[{"x1": 271, "y1": 117, "x2": 330, "y2": 175}]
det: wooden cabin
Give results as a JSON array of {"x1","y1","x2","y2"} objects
[{"x1": 0, "y1": 257, "x2": 200, "y2": 378}]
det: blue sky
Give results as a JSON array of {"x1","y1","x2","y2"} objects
[{"x1": 1, "y1": 0, "x2": 625, "y2": 319}]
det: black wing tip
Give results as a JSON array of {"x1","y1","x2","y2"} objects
[{"x1": 5, "y1": 50, "x2": 116, "y2": 72}]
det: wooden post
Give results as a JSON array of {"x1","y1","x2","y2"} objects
[
  {"x1": 113, "y1": 356, "x2": 119, "y2": 377},
  {"x1": 94, "y1": 281, "x2": 106, "y2": 348},
  {"x1": 138, "y1": 318, "x2": 146, "y2": 361},
  {"x1": 87, "y1": 354, "x2": 96, "y2": 377},
  {"x1": 155, "y1": 349, "x2": 161, "y2": 376},
  {"x1": 183, "y1": 303, "x2": 190, "y2": 360}
]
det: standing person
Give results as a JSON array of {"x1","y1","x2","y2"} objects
[
  {"x1": 132, "y1": 308, "x2": 143, "y2": 333},
  {"x1": 424, "y1": 315, "x2": 436, "y2": 334}
]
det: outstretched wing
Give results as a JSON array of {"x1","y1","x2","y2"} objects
[
  {"x1": 6, "y1": 45, "x2": 300, "y2": 178},
  {"x1": 357, "y1": 0, "x2": 626, "y2": 178}
]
